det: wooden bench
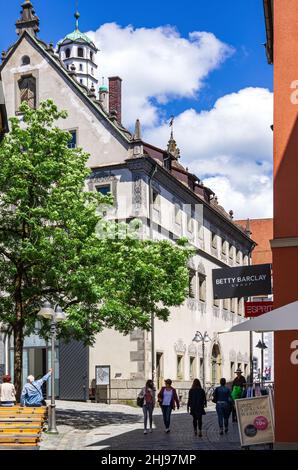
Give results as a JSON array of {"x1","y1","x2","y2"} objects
[{"x1": 0, "y1": 406, "x2": 47, "y2": 449}]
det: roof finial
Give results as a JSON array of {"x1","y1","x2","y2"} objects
[
  {"x1": 16, "y1": 0, "x2": 40, "y2": 37},
  {"x1": 167, "y1": 115, "x2": 180, "y2": 159},
  {"x1": 74, "y1": 0, "x2": 80, "y2": 30}
]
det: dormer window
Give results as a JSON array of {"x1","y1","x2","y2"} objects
[
  {"x1": 65, "y1": 48, "x2": 71, "y2": 59},
  {"x1": 21, "y1": 55, "x2": 30, "y2": 66},
  {"x1": 78, "y1": 47, "x2": 84, "y2": 58}
]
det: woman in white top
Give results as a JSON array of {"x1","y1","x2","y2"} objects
[
  {"x1": 157, "y1": 379, "x2": 180, "y2": 432},
  {"x1": 0, "y1": 375, "x2": 16, "y2": 407}
]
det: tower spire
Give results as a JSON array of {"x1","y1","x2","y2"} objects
[
  {"x1": 16, "y1": 0, "x2": 40, "y2": 37},
  {"x1": 167, "y1": 116, "x2": 180, "y2": 159}
]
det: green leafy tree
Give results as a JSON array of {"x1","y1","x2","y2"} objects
[{"x1": 0, "y1": 100, "x2": 192, "y2": 398}]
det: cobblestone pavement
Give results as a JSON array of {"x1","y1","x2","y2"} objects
[{"x1": 40, "y1": 401, "x2": 247, "y2": 451}]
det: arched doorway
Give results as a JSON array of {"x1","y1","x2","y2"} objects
[{"x1": 211, "y1": 343, "x2": 222, "y2": 385}]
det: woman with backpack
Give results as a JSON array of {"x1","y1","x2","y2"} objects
[{"x1": 138, "y1": 379, "x2": 155, "y2": 434}]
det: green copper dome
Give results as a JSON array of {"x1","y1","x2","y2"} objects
[
  {"x1": 58, "y1": 29, "x2": 96, "y2": 48},
  {"x1": 99, "y1": 85, "x2": 108, "y2": 92}
]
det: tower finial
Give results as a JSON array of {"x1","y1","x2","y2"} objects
[
  {"x1": 167, "y1": 115, "x2": 180, "y2": 159},
  {"x1": 74, "y1": 11, "x2": 80, "y2": 30}
]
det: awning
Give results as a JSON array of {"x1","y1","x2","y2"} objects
[{"x1": 220, "y1": 300, "x2": 298, "y2": 333}]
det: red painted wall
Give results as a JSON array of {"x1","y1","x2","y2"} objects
[{"x1": 273, "y1": 0, "x2": 298, "y2": 443}]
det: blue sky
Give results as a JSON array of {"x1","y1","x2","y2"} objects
[
  {"x1": 0, "y1": 0, "x2": 272, "y2": 111},
  {"x1": 0, "y1": 1, "x2": 273, "y2": 218}
]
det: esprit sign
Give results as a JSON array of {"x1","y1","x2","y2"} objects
[
  {"x1": 290, "y1": 340, "x2": 298, "y2": 365},
  {"x1": 212, "y1": 264, "x2": 272, "y2": 299},
  {"x1": 244, "y1": 301, "x2": 273, "y2": 318}
]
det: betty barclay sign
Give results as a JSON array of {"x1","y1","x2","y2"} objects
[
  {"x1": 235, "y1": 395, "x2": 275, "y2": 447},
  {"x1": 212, "y1": 264, "x2": 272, "y2": 299}
]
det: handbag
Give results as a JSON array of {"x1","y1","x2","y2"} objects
[{"x1": 137, "y1": 396, "x2": 144, "y2": 407}]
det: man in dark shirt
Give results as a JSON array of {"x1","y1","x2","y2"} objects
[{"x1": 231, "y1": 368, "x2": 246, "y2": 422}]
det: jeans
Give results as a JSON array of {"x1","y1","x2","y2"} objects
[
  {"x1": 216, "y1": 402, "x2": 230, "y2": 430},
  {"x1": 161, "y1": 405, "x2": 172, "y2": 429},
  {"x1": 143, "y1": 403, "x2": 154, "y2": 429}
]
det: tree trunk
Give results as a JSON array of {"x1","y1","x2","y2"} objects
[{"x1": 13, "y1": 321, "x2": 24, "y2": 402}]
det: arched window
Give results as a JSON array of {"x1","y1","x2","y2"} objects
[
  {"x1": 21, "y1": 55, "x2": 30, "y2": 66},
  {"x1": 18, "y1": 75, "x2": 36, "y2": 109},
  {"x1": 65, "y1": 48, "x2": 71, "y2": 59},
  {"x1": 78, "y1": 47, "x2": 84, "y2": 58}
]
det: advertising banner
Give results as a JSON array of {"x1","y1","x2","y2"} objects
[
  {"x1": 235, "y1": 395, "x2": 275, "y2": 447},
  {"x1": 212, "y1": 264, "x2": 272, "y2": 299},
  {"x1": 244, "y1": 301, "x2": 273, "y2": 318}
]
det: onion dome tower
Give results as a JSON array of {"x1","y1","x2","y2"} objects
[{"x1": 58, "y1": 11, "x2": 98, "y2": 90}]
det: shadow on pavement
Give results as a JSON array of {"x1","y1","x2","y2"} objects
[
  {"x1": 56, "y1": 409, "x2": 141, "y2": 430},
  {"x1": 86, "y1": 411, "x2": 241, "y2": 451}
]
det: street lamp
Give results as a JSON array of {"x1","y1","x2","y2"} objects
[
  {"x1": 255, "y1": 334, "x2": 267, "y2": 386},
  {"x1": 38, "y1": 301, "x2": 66, "y2": 434},
  {"x1": 192, "y1": 331, "x2": 211, "y2": 390}
]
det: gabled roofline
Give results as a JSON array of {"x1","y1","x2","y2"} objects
[{"x1": 0, "y1": 32, "x2": 131, "y2": 145}]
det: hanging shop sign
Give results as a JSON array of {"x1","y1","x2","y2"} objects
[
  {"x1": 212, "y1": 264, "x2": 272, "y2": 299},
  {"x1": 235, "y1": 395, "x2": 275, "y2": 447},
  {"x1": 244, "y1": 301, "x2": 273, "y2": 318}
]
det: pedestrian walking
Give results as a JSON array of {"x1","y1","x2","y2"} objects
[
  {"x1": 231, "y1": 368, "x2": 246, "y2": 422},
  {"x1": 0, "y1": 375, "x2": 16, "y2": 407},
  {"x1": 138, "y1": 379, "x2": 155, "y2": 434},
  {"x1": 158, "y1": 379, "x2": 180, "y2": 433},
  {"x1": 20, "y1": 369, "x2": 52, "y2": 407},
  {"x1": 213, "y1": 378, "x2": 232, "y2": 435},
  {"x1": 187, "y1": 378, "x2": 207, "y2": 437}
]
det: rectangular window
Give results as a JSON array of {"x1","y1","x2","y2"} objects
[
  {"x1": 199, "y1": 358, "x2": 204, "y2": 382},
  {"x1": 177, "y1": 355, "x2": 184, "y2": 380},
  {"x1": 199, "y1": 274, "x2": 206, "y2": 302},
  {"x1": 231, "y1": 298, "x2": 237, "y2": 313},
  {"x1": 174, "y1": 203, "x2": 182, "y2": 225},
  {"x1": 211, "y1": 232, "x2": 217, "y2": 249},
  {"x1": 189, "y1": 356, "x2": 196, "y2": 380},
  {"x1": 230, "y1": 361, "x2": 235, "y2": 379},
  {"x1": 18, "y1": 75, "x2": 36, "y2": 110},
  {"x1": 68, "y1": 130, "x2": 77, "y2": 149},
  {"x1": 213, "y1": 297, "x2": 220, "y2": 307},
  {"x1": 237, "y1": 298, "x2": 243, "y2": 316},
  {"x1": 96, "y1": 184, "x2": 111, "y2": 196},
  {"x1": 187, "y1": 213, "x2": 193, "y2": 232},
  {"x1": 222, "y1": 240, "x2": 228, "y2": 255},
  {"x1": 188, "y1": 270, "x2": 196, "y2": 298},
  {"x1": 223, "y1": 298, "x2": 230, "y2": 310}
]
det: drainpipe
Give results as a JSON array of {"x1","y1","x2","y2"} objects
[{"x1": 148, "y1": 164, "x2": 158, "y2": 382}]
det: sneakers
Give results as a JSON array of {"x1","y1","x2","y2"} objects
[
  {"x1": 219, "y1": 429, "x2": 224, "y2": 435},
  {"x1": 149, "y1": 428, "x2": 153, "y2": 433},
  {"x1": 165, "y1": 428, "x2": 170, "y2": 433},
  {"x1": 225, "y1": 428, "x2": 229, "y2": 434},
  {"x1": 144, "y1": 430, "x2": 148, "y2": 434},
  {"x1": 198, "y1": 431, "x2": 202, "y2": 437}
]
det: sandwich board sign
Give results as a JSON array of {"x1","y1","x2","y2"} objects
[{"x1": 235, "y1": 395, "x2": 275, "y2": 447}]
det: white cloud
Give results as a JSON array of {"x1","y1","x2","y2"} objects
[
  {"x1": 87, "y1": 23, "x2": 233, "y2": 126},
  {"x1": 86, "y1": 24, "x2": 273, "y2": 219},
  {"x1": 144, "y1": 88, "x2": 274, "y2": 219}
]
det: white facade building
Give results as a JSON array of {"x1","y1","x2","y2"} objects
[{"x1": 0, "y1": 2, "x2": 256, "y2": 401}]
